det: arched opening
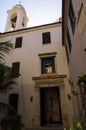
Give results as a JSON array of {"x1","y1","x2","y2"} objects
[{"x1": 11, "y1": 13, "x2": 17, "y2": 30}]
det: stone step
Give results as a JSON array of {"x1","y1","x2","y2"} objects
[{"x1": 25, "y1": 126, "x2": 64, "y2": 130}]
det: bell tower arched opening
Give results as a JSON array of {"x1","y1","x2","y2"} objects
[{"x1": 11, "y1": 13, "x2": 17, "y2": 30}]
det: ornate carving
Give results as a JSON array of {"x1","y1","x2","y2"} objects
[{"x1": 32, "y1": 74, "x2": 66, "y2": 87}]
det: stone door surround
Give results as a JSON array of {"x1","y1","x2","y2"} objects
[{"x1": 32, "y1": 74, "x2": 68, "y2": 128}]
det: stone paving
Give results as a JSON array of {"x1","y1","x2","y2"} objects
[{"x1": 24, "y1": 126, "x2": 64, "y2": 130}]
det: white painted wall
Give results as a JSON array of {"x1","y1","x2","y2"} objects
[
  {"x1": 0, "y1": 23, "x2": 72, "y2": 128},
  {"x1": 66, "y1": 0, "x2": 86, "y2": 124}
]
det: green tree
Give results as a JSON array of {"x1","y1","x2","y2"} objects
[
  {"x1": 64, "y1": 118, "x2": 83, "y2": 130},
  {"x1": 0, "y1": 41, "x2": 23, "y2": 130},
  {"x1": 0, "y1": 64, "x2": 18, "y2": 93},
  {"x1": 0, "y1": 41, "x2": 13, "y2": 63},
  {"x1": 77, "y1": 75, "x2": 86, "y2": 120},
  {"x1": 0, "y1": 103, "x2": 23, "y2": 130}
]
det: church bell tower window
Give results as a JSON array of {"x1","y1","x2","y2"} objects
[{"x1": 11, "y1": 13, "x2": 17, "y2": 30}]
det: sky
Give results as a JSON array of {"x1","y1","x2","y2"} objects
[{"x1": 0, "y1": 0, "x2": 62, "y2": 32}]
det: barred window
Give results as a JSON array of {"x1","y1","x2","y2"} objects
[{"x1": 42, "y1": 32, "x2": 51, "y2": 44}]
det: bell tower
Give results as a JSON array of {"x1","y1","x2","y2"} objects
[{"x1": 5, "y1": 4, "x2": 28, "y2": 32}]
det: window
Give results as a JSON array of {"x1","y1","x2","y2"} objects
[
  {"x1": 77, "y1": 3, "x2": 86, "y2": 33},
  {"x1": 15, "y1": 37, "x2": 22, "y2": 48},
  {"x1": 11, "y1": 13, "x2": 17, "y2": 30},
  {"x1": 9, "y1": 94, "x2": 19, "y2": 112},
  {"x1": 69, "y1": 0, "x2": 76, "y2": 34},
  {"x1": 78, "y1": 3, "x2": 83, "y2": 24},
  {"x1": 67, "y1": 28, "x2": 72, "y2": 53},
  {"x1": 66, "y1": 45, "x2": 69, "y2": 63},
  {"x1": 41, "y1": 57, "x2": 55, "y2": 74},
  {"x1": 42, "y1": 32, "x2": 51, "y2": 44},
  {"x1": 12, "y1": 62, "x2": 20, "y2": 75}
]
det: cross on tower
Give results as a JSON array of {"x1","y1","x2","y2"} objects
[{"x1": 19, "y1": 1, "x2": 22, "y2": 5}]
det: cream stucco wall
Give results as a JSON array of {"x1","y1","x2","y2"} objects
[
  {"x1": 64, "y1": 0, "x2": 86, "y2": 124},
  {"x1": 0, "y1": 23, "x2": 74, "y2": 128}
]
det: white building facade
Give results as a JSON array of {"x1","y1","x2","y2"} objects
[
  {"x1": 62, "y1": 0, "x2": 86, "y2": 126},
  {"x1": 0, "y1": 4, "x2": 75, "y2": 129}
]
